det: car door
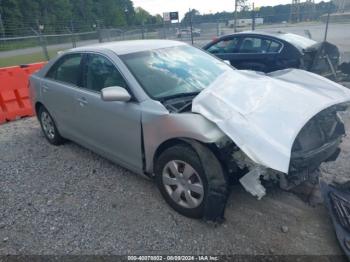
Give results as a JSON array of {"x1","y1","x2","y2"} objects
[
  {"x1": 206, "y1": 36, "x2": 240, "y2": 64},
  {"x1": 43, "y1": 53, "x2": 84, "y2": 137},
  {"x1": 232, "y1": 36, "x2": 283, "y2": 72},
  {"x1": 74, "y1": 52, "x2": 143, "y2": 172}
]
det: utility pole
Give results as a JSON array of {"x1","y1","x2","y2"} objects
[
  {"x1": 290, "y1": 0, "x2": 301, "y2": 23},
  {"x1": 252, "y1": 2, "x2": 255, "y2": 31},
  {"x1": 234, "y1": 0, "x2": 238, "y2": 32}
]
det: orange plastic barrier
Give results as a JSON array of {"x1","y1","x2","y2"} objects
[{"x1": 0, "y1": 62, "x2": 46, "y2": 124}]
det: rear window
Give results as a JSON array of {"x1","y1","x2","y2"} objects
[
  {"x1": 239, "y1": 37, "x2": 282, "y2": 53},
  {"x1": 46, "y1": 53, "x2": 83, "y2": 86}
]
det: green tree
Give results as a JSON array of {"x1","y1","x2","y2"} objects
[
  {"x1": 1, "y1": 0, "x2": 23, "y2": 35},
  {"x1": 135, "y1": 7, "x2": 153, "y2": 25}
]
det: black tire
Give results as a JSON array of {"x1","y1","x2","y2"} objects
[
  {"x1": 155, "y1": 144, "x2": 207, "y2": 218},
  {"x1": 38, "y1": 106, "x2": 65, "y2": 145}
]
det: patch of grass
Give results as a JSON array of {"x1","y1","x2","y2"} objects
[
  {"x1": 0, "y1": 39, "x2": 40, "y2": 52},
  {"x1": 0, "y1": 49, "x2": 62, "y2": 67}
]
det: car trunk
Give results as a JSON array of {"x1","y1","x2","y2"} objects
[{"x1": 303, "y1": 41, "x2": 340, "y2": 80}]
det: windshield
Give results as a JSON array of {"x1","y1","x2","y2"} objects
[
  {"x1": 120, "y1": 45, "x2": 231, "y2": 99},
  {"x1": 277, "y1": 33, "x2": 317, "y2": 49}
]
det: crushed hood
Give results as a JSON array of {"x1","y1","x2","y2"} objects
[{"x1": 192, "y1": 69, "x2": 350, "y2": 173}]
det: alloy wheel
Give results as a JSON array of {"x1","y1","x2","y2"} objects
[{"x1": 41, "y1": 111, "x2": 55, "y2": 140}]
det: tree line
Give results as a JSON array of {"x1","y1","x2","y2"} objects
[
  {"x1": 0, "y1": 0, "x2": 337, "y2": 37},
  {"x1": 182, "y1": 1, "x2": 336, "y2": 25},
  {"x1": 0, "y1": 0, "x2": 162, "y2": 36}
]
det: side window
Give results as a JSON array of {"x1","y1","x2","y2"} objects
[
  {"x1": 239, "y1": 37, "x2": 262, "y2": 53},
  {"x1": 84, "y1": 54, "x2": 127, "y2": 92},
  {"x1": 46, "y1": 54, "x2": 83, "y2": 86},
  {"x1": 269, "y1": 40, "x2": 282, "y2": 53},
  {"x1": 239, "y1": 37, "x2": 282, "y2": 54},
  {"x1": 207, "y1": 38, "x2": 239, "y2": 54}
]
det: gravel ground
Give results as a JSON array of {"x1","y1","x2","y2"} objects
[{"x1": 0, "y1": 112, "x2": 349, "y2": 256}]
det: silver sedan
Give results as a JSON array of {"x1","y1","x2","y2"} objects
[{"x1": 29, "y1": 40, "x2": 349, "y2": 221}]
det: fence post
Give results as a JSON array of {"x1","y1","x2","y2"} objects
[
  {"x1": 39, "y1": 32, "x2": 50, "y2": 61},
  {"x1": 163, "y1": 21, "x2": 167, "y2": 39},
  {"x1": 189, "y1": 8, "x2": 194, "y2": 45},
  {"x1": 70, "y1": 20, "x2": 77, "y2": 48},
  {"x1": 97, "y1": 21, "x2": 103, "y2": 43},
  {"x1": 141, "y1": 23, "x2": 145, "y2": 39},
  {"x1": 31, "y1": 24, "x2": 50, "y2": 61}
]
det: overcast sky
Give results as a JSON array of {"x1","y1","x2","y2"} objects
[{"x1": 132, "y1": 0, "x2": 327, "y2": 18}]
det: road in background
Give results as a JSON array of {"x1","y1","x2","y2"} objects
[
  {"x1": 1, "y1": 22, "x2": 350, "y2": 62},
  {"x1": 0, "y1": 39, "x2": 99, "y2": 59}
]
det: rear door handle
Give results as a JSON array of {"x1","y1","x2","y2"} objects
[{"x1": 77, "y1": 97, "x2": 88, "y2": 106}]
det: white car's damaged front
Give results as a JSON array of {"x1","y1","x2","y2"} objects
[
  {"x1": 119, "y1": 41, "x2": 350, "y2": 220},
  {"x1": 192, "y1": 68, "x2": 350, "y2": 200}
]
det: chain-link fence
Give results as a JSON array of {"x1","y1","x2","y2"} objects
[{"x1": 1, "y1": 11, "x2": 350, "y2": 67}]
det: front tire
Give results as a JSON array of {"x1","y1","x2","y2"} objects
[
  {"x1": 38, "y1": 107, "x2": 65, "y2": 145},
  {"x1": 155, "y1": 142, "x2": 229, "y2": 221},
  {"x1": 155, "y1": 144, "x2": 207, "y2": 218}
]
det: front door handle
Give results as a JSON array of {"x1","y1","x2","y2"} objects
[
  {"x1": 42, "y1": 85, "x2": 50, "y2": 93},
  {"x1": 77, "y1": 97, "x2": 88, "y2": 106}
]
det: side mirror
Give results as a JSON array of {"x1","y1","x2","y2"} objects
[{"x1": 101, "y1": 86, "x2": 131, "y2": 102}]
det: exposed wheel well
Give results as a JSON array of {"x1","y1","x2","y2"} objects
[
  {"x1": 153, "y1": 138, "x2": 187, "y2": 168},
  {"x1": 153, "y1": 138, "x2": 222, "y2": 171},
  {"x1": 35, "y1": 102, "x2": 44, "y2": 115}
]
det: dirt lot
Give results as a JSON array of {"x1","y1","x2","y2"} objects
[{"x1": 0, "y1": 111, "x2": 350, "y2": 256}]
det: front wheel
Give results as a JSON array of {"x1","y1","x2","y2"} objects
[
  {"x1": 155, "y1": 144, "x2": 207, "y2": 218},
  {"x1": 155, "y1": 143, "x2": 229, "y2": 220}
]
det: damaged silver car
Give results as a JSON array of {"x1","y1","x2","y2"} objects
[{"x1": 29, "y1": 40, "x2": 350, "y2": 221}]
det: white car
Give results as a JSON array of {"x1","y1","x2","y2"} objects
[{"x1": 29, "y1": 40, "x2": 350, "y2": 221}]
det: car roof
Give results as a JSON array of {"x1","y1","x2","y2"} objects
[
  {"x1": 225, "y1": 30, "x2": 289, "y2": 38},
  {"x1": 218, "y1": 31, "x2": 317, "y2": 49},
  {"x1": 68, "y1": 40, "x2": 186, "y2": 55}
]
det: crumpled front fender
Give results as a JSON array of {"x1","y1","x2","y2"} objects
[{"x1": 141, "y1": 101, "x2": 226, "y2": 174}]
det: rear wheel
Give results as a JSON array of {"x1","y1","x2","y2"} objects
[{"x1": 38, "y1": 107, "x2": 65, "y2": 145}]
